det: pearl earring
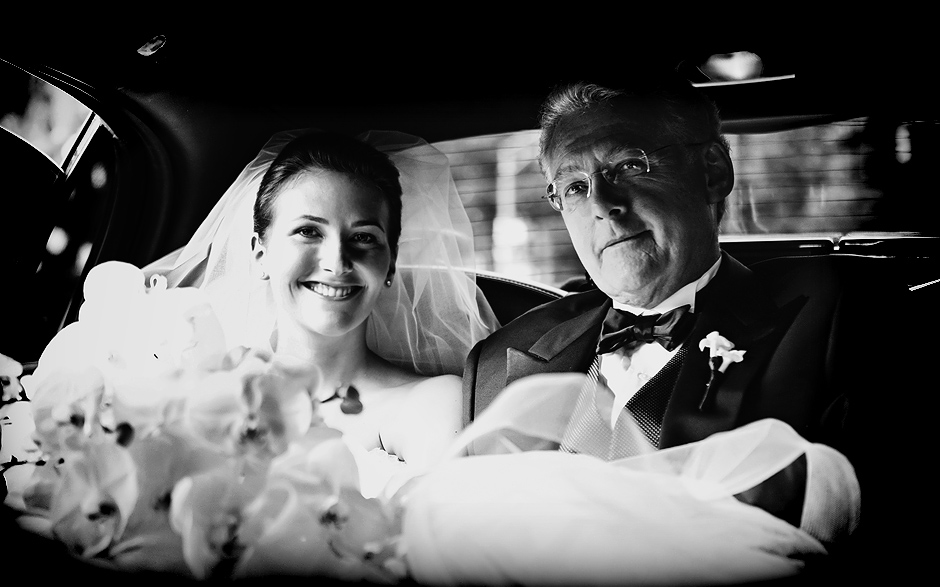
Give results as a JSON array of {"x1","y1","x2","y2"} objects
[{"x1": 385, "y1": 278, "x2": 392, "y2": 287}]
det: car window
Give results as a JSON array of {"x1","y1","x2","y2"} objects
[
  {"x1": 435, "y1": 117, "x2": 936, "y2": 289},
  {"x1": 1, "y1": 62, "x2": 118, "y2": 360},
  {"x1": 1, "y1": 70, "x2": 90, "y2": 168}
]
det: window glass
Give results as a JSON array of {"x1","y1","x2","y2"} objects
[
  {"x1": 435, "y1": 117, "x2": 935, "y2": 288},
  {"x1": 1, "y1": 70, "x2": 91, "y2": 168},
  {"x1": 1, "y1": 62, "x2": 114, "y2": 358}
]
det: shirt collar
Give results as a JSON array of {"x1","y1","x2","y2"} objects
[{"x1": 613, "y1": 256, "x2": 722, "y2": 315}]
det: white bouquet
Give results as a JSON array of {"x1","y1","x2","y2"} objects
[{"x1": 1, "y1": 262, "x2": 403, "y2": 583}]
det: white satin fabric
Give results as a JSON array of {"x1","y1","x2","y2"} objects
[{"x1": 398, "y1": 373, "x2": 860, "y2": 586}]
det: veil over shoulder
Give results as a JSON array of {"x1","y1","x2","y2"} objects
[{"x1": 143, "y1": 129, "x2": 500, "y2": 377}]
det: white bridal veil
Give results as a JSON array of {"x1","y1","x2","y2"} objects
[{"x1": 143, "y1": 129, "x2": 499, "y2": 376}]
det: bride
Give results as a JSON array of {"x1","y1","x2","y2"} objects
[{"x1": 144, "y1": 129, "x2": 500, "y2": 482}]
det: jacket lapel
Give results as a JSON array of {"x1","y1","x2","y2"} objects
[
  {"x1": 505, "y1": 298, "x2": 609, "y2": 386},
  {"x1": 661, "y1": 253, "x2": 807, "y2": 448}
]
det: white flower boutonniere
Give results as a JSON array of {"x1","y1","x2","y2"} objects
[
  {"x1": 697, "y1": 331, "x2": 747, "y2": 409},
  {"x1": 699, "y1": 331, "x2": 746, "y2": 373}
]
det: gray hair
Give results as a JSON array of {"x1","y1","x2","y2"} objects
[{"x1": 537, "y1": 74, "x2": 730, "y2": 221}]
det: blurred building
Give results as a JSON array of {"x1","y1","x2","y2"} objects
[{"x1": 436, "y1": 117, "x2": 925, "y2": 289}]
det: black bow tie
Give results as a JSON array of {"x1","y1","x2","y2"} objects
[{"x1": 596, "y1": 304, "x2": 696, "y2": 354}]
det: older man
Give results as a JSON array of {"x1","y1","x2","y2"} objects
[{"x1": 462, "y1": 72, "x2": 914, "y2": 540}]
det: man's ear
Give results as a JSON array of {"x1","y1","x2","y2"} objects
[
  {"x1": 704, "y1": 142, "x2": 734, "y2": 203},
  {"x1": 251, "y1": 233, "x2": 269, "y2": 280}
]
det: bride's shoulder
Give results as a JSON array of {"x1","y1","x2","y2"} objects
[
  {"x1": 369, "y1": 356, "x2": 461, "y2": 395},
  {"x1": 408, "y1": 373, "x2": 462, "y2": 393},
  {"x1": 408, "y1": 375, "x2": 463, "y2": 398},
  {"x1": 401, "y1": 374, "x2": 462, "y2": 422},
  {"x1": 387, "y1": 372, "x2": 461, "y2": 405},
  {"x1": 383, "y1": 371, "x2": 461, "y2": 412}
]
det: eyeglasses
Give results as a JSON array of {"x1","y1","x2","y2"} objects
[{"x1": 542, "y1": 142, "x2": 710, "y2": 212}]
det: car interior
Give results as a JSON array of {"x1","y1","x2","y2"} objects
[
  {"x1": 3, "y1": 31, "x2": 937, "y2": 363},
  {"x1": 1, "y1": 26, "x2": 937, "y2": 583}
]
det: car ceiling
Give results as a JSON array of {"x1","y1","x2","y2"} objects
[{"x1": 8, "y1": 27, "x2": 936, "y2": 142}]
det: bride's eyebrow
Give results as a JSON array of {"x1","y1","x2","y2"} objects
[
  {"x1": 295, "y1": 215, "x2": 385, "y2": 232},
  {"x1": 295, "y1": 214, "x2": 328, "y2": 224}
]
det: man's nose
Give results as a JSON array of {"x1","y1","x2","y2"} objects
[
  {"x1": 318, "y1": 237, "x2": 351, "y2": 274},
  {"x1": 589, "y1": 174, "x2": 629, "y2": 218}
]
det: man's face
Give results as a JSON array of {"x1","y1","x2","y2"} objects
[{"x1": 544, "y1": 102, "x2": 728, "y2": 308}]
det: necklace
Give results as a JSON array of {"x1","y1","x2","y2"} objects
[{"x1": 320, "y1": 384, "x2": 363, "y2": 415}]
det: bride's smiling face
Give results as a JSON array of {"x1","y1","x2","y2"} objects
[{"x1": 253, "y1": 170, "x2": 395, "y2": 340}]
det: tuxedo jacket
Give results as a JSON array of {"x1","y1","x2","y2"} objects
[{"x1": 464, "y1": 252, "x2": 915, "y2": 478}]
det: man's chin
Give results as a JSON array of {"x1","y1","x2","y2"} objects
[{"x1": 595, "y1": 272, "x2": 665, "y2": 308}]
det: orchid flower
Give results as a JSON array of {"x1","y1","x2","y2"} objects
[
  {"x1": 1, "y1": 353, "x2": 24, "y2": 402},
  {"x1": 169, "y1": 461, "x2": 268, "y2": 580},
  {"x1": 1, "y1": 399, "x2": 42, "y2": 510},
  {"x1": 232, "y1": 432, "x2": 402, "y2": 582},
  {"x1": 47, "y1": 437, "x2": 139, "y2": 558}
]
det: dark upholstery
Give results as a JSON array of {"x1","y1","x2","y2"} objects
[
  {"x1": 747, "y1": 254, "x2": 928, "y2": 578},
  {"x1": 474, "y1": 272, "x2": 565, "y2": 326}
]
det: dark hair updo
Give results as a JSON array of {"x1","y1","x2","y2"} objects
[{"x1": 254, "y1": 131, "x2": 404, "y2": 253}]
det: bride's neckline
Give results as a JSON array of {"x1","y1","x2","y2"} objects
[{"x1": 311, "y1": 351, "x2": 428, "y2": 413}]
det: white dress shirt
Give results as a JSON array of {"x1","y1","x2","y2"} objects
[{"x1": 599, "y1": 257, "x2": 722, "y2": 429}]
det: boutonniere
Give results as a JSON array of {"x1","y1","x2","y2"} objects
[{"x1": 697, "y1": 331, "x2": 746, "y2": 409}]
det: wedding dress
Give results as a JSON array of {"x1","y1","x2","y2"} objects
[{"x1": 398, "y1": 373, "x2": 860, "y2": 586}]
